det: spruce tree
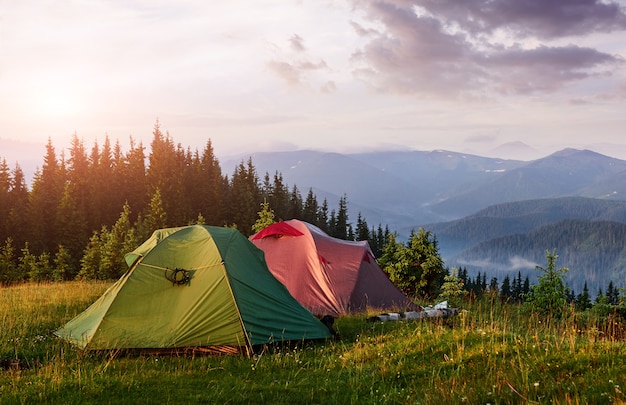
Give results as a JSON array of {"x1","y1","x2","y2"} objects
[
  {"x1": 576, "y1": 282, "x2": 592, "y2": 311},
  {"x1": 438, "y1": 268, "x2": 468, "y2": 307},
  {"x1": 500, "y1": 275, "x2": 511, "y2": 301},
  {"x1": 378, "y1": 228, "x2": 445, "y2": 299},
  {"x1": 56, "y1": 183, "x2": 88, "y2": 273},
  {"x1": 198, "y1": 139, "x2": 224, "y2": 226},
  {"x1": 27, "y1": 139, "x2": 65, "y2": 253},
  {"x1": 0, "y1": 238, "x2": 18, "y2": 285},
  {"x1": 302, "y1": 189, "x2": 319, "y2": 224},
  {"x1": 252, "y1": 199, "x2": 276, "y2": 234},
  {"x1": 227, "y1": 159, "x2": 260, "y2": 235},
  {"x1": 52, "y1": 245, "x2": 73, "y2": 281},
  {"x1": 524, "y1": 249, "x2": 570, "y2": 317},
  {"x1": 138, "y1": 188, "x2": 168, "y2": 240},
  {"x1": 66, "y1": 134, "x2": 91, "y2": 229},
  {"x1": 0, "y1": 159, "x2": 10, "y2": 242},
  {"x1": 120, "y1": 137, "x2": 147, "y2": 222},
  {"x1": 7, "y1": 163, "x2": 29, "y2": 250},
  {"x1": 288, "y1": 185, "x2": 303, "y2": 220},
  {"x1": 355, "y1": 213, "x2": 370, "y2": 242}
]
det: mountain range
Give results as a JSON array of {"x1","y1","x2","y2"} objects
[{"x1": 224, "y1": 148, "x2": 626, "y2": 294}]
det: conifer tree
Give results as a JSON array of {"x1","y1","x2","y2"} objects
[
  {"x1": 512, "y1": 271, "x2": 522, "y2": 301},
  {"x1": 288, "y1": 185, "x2": 303, "y2": 220},
  {"x1": 98, "y1": 204, "x2": 137, "y2": 280},
  {"x1": 67, "y1": 133, "x2": 91, "y2": 229},
  {"x1": 0, "y1": 238, "x2": 18, "y2": 285},
  {"x1": 199, "y1": 139, "x2": 224, "y2": 226},
  {"x1": 489, "y1": 277, "x2": 499, "y2": 295},
  {"x1": 524, "y1": 249, "x2": 570, "y2": 316},
  {"x1": 77, "y1": 231, "x2": 102, "y2": 280},
  {"x1": 252, "y1": 199, "x2": 276, "y2": 234},
  {"x1": 523, "y1": 276, "x2": 530, "y2": 297},
  {"x1": 595, "y1": 287, "x2": 605, "y2": 304},
  {"x1": 332, "y1": 194, "x2": 349, "y2": 240},
  {"x1": 92, "y1": 135, "x2": 120, "y2": 227},
  {"x1": 500, "y1": 275, "x2": 511, "y2": 301},
  {"x1": 227, "y1": 158, "x2": 260, "y2": 236},
  {"x1": 355, "y1": 213, "x2": 370, "y2": 242},
  {"x1": 607, "y1": 281, "x2": 619, "y2": 305},
  {"x1": 52, "y1": 245, "x2": 73, "y2": 281},
  {"x1": 370, "y1": 224, "x2": 387, "y2": 258},
  {"x1": 266, "y1": 171, "x2": 289, "y2": 220},
  {"x1": 138, "y1": 188, "x2": 168, "y2": 241},
  {"x1": 0, "y1": 159, "x2": 10, "y2": 242},
  {"x1": 56, "y1": 183, "x2": 88, "y2": 273},
  {"x1": 147, "y1": 121, "x2": 186, "y2": 226},
  {"x1": 27, "y1": 139, "x2": 65, "y2": 253},
  {"x1": 120, "y1": 137, "x2": 147, "y2": 222},
  {"x1": 576, "y1": 281, "x2": 592, "y2": 311},
  {"x1": 7, "y1": 163, "x2": 29, "y2": 250},
  {"x1": 318, "y1": 198, "x2": 329, "y2": 232},
  {"x1": 438, "y1": 267, "x2": 468, "y2": 307},
  {"x1": 302, "y1": 188, "x2": 319, "y2": 224},
  {"x1": 378, "y1": 228, "x2": 445, "y2": 299}
]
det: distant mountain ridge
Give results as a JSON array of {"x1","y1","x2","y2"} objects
[
  {"x1": 428, "y1": 196, "x2": 626, "y2": 258},
  {"x1": 224, "y1": 148, "x2": 626, "y2": 234}
]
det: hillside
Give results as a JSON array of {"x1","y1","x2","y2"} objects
[
  {"x1": 429, "y1": 149, "x2": 626, "y2": 219},
  {"x1": 447, "y1": 219, "x2": 626, "y2": 295},
  {"x1": 427, "y1": 196, "x2": 626, "y2": 258}
]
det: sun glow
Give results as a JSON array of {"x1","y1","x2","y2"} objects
[{"x1": 35, "y1": 87, "x2": 83, "y2": 118}]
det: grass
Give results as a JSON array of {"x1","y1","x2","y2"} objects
[{"x1": 1, "y1": 282, "x2": 625, "y2": 404}]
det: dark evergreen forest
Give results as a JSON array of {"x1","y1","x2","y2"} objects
[{"x1": 0, "y1": 122, "x2": 386, "y2": 284}]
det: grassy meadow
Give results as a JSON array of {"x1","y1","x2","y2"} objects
[{"x1": 1, "y1": 282, "x2": 625, "y2": 404}]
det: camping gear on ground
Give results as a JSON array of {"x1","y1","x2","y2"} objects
[
  {"x1": 55, "y1": 225, "x2": 331, "y2": 355},
  {"x1": 250, "y1": 219, "x2": 419, "y2": 317},
  {"x1": 366, "y1": 301, "x2": 460, "y2": 322}
]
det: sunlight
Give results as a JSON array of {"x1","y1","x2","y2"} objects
[{"x1": 36, "y1": 88, "x2": 81, "y2": 118}]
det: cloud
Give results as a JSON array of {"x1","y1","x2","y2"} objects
[
  {"x1": 268, "y1": 61, "x2": 304, "y2": 87},
  {"x1": 485, "y1": 45, "x2": 622, "y2": 94},
  {"x1": 508, "y1": 256, "x2": 538, "y2": 271},
  {"x1": 268, "y1": 34, "x2": 331, "y2": 89},
  {"x1": 268, "y1": 59, "x2": 329, "y2": 87},
  {"x1": 289, "y1": 34, "x2": 306, "y2": 52},
  {"x1": 415, "y1": 0, "x2": 626, "y2": 39},
  {"x1": 456, "y1": 255, "x2": 538, "y2": 271},
  {"x1": 320, "y1": 80, "x2": 337, "y2": 93},
  {"x1": 349, "y1": 0, "x2": 626, "y2": 97}
]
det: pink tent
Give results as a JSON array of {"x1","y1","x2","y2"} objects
[{"x1": 250, "y1": 219, "x2": 418, "y2": 317}]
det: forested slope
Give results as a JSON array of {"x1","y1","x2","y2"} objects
[{"x1": 448, "y1": 219, "x2": 626, "y2": 294}]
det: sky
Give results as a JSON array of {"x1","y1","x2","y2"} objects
[{"x1": 2, "y1": 0, "x2": 626, "y2": 166}]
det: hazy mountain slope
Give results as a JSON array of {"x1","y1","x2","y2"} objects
[
  {"x1": 427, "y1": 197, "x2": 626, "y2": 258},
  {"x1": 348, "y1": 149, "x2": 524, "y2": 197},
  {"x1": 429, "y1": 149, "x2": 626, "y2": 219},
  {"x1": 448, "y1": 219, "x2": 626, "y2": 294},
  {"x1": 224, "y1": 149, "x2": 527, "y2": 231},
  {"x1": 222, "y1": 150, "x2": 427, "y2": 226},
  {"x1": 225, "y1": 148, "x2": 626, "y2": 237}
]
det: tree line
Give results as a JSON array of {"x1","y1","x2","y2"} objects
[
  {"x1": 1, "y1": 122, "x2": 397, "y2": 284},
  {"x1": 1, "y1": 122, "x2": 623, "y2": 310}
]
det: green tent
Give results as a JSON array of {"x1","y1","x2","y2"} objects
[{"x1": 55, "y1": 225, "x2": 331, "y2": 354}]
